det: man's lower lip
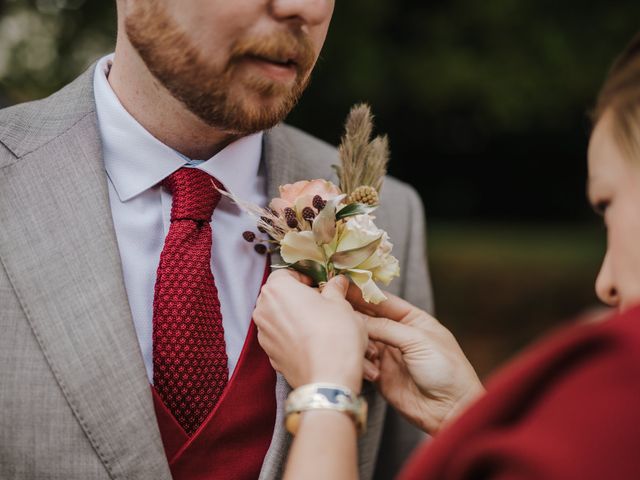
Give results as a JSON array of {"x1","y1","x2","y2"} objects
[{"x1": 242, "y1": 56, "x2": 297, "y2": 82}]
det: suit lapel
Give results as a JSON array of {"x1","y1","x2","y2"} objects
[
  {"x1": 0, "y1": 69, "x2": 171, "y2": 480},
  {"x1": 259, "y1": 125, "x2": 342, "y2": 479},
  {"x1": 262, "y1": 124, "x2": 339, "y2": 201},
  {"x1": 259, "y1": 128, "x2": 294, "y2": 480}
]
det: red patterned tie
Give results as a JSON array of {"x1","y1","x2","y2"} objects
[{"x1": 153, "y1": 167, "x2": 228, "y2": 436}]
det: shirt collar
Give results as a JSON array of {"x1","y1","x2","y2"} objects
[{"x1": 93, "y1": 54, "x2": 264, "y2": 202}]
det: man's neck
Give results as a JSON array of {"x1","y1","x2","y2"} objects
[{"x1": 107, "y1": 37, "x2": 239, "y2": 160}]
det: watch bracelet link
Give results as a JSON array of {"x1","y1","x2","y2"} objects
[{"x1": 285, "y1": 383, "x2": 368, "y2": 435}]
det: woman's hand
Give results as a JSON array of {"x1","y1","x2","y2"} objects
[
  {"x1": 254, "y1": 269, "x2": 484, "y2": 434},
  {"x1": 253, "y1": 270, "x2": 371, "y2": 394},
  {"x1": 348, "y1": 288, "x2": 485, "y2": 435}
]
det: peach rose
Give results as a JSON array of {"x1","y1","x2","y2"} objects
[{"x1": 270, "y1": 179, "x2": 342, "y2": 214}]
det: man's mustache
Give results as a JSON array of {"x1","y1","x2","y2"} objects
[{"x1": 229, "y1": 31, "x2": 316, "y2": 76}]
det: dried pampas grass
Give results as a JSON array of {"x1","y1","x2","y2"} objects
[{"x1": 334, "y1": 103, "x2": 390, "y2": 199}]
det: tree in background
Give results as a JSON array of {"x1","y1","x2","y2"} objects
[{"x1": 0, "y1": 0, "x2": 115, "y2": 104}]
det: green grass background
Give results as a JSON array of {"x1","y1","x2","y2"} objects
[{"x1": 427, "y1": 222, "x2": 606, "y2": 377}]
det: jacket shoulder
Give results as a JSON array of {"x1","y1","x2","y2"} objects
[
  {"x1": 272, "y1": 123, "x2": 421, "y2": 206},
  {"x1": 266, "y1": 124, "x2": 340, "y2": 181},
  {"x1": 0, "y1": 64, "x2": 96, "y2": 164},
  {"x1": 272, "y1": 124, "x2": 338, "y2": 161}
]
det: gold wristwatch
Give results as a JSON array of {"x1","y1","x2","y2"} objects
[{"x1": 285, "y1": 383, "x2": 368, "y2": 435}]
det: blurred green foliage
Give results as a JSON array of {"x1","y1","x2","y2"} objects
[
  {"x1": 307, "y1": 0, "x2": 640, "y2": 134},
  {"x1": 289, "y1": 0, "x2": 640, "y2": 222},
  {"x1": 428, "y1": 222, "x2": 606, "y2": 377},
  {"x1": 0, "y1": 0, "x2": 115, "y2": 102}
]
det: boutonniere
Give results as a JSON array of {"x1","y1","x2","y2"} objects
[{"x1": 221, "y1": 104, "x2": 399, "y2": 304}]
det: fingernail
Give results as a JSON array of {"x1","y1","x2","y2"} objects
[
  {"x1": 364, "y1": 363, "x2": 379, "y2": 381},
  {"x1": 366, "y1": 344, "x2": 378, "y2": 360},
  {"x1": 336, "y1": 275, "x2": 348, "y2": 288}
]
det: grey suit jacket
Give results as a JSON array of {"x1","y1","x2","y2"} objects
[{"x1": 0, "y1": 65, "x2": 434, "y2": 479}]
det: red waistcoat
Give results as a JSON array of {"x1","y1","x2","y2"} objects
[{"x1": 152, "y1": 265, "x2": 276, "y2": 480}]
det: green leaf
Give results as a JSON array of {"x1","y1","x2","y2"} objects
[
  {"x1": 330, "y1": 236, "x2": 382, "y2": 269},
  {"x1": 289, "y1": 261, "x2": 328, "y2": 286},
  {"x1": 336, "y1": 203, "x2": 378, "y2": 220}
]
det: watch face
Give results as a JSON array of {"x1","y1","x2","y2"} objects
[
  {"x1": 285, "y1": 384, "x2": 368, "y2": 435},
  {"x1": 317, "y1": 387, "x2": 351, "y2": 404}
]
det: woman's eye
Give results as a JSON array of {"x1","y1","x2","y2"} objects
[{"x1": 594, "y1": 199, "x2": 610, "y2": 216}]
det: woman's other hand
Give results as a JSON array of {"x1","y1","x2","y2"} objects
[
  {"x1": 348, "y1": 288, "x2": 485, "y2": 435},
  {"x1": 253, "y1": 270, "x2": 370, "y2": 394}
]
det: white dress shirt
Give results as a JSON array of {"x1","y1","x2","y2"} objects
[{"x1": 93, "y1": 54, "x2": 268, "y2": 382}]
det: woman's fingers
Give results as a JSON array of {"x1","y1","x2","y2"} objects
[
  {"x1": 267, "y1": 268, "x2": 314, "y2": 286},
  {"x1": 346, "y1": 284, "x2": 441, "y2": 332},
  {"x1": 321, "y1": 275, "x2": 350, "y2": 300},
  {"x1": 255, "y1": 269, "x2": 322, "y2": 328},
  {"x1": 365, "y1": 315, "x2": 420, "y2": 350},
  {"x1": 363, "y1": 342, "x2": 381, "y2": 381},
  {"x1": 346, "y1": 285, "x2": 415, "y2": 321},
  {"x1": 365, "y1": 340, "x2": 379, "y2": 361},
  {"x1": 363, "y1": 358, "x2": 380, "y2": 382}
]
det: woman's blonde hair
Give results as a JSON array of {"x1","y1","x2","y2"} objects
[{"x1": 593, "y1": 32, "x2": 640, "y2": 161}]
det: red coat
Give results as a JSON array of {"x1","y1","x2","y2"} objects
[{"x1": 399, "y1": 304, "x2": 640, "y2": 480}]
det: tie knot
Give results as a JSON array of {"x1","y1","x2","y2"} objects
[{"x1": 164, "y1": 168, "x2": 222, "y2": 222}]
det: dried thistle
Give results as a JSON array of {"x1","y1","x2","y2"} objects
[
  {"x1": 348, "y1": 185, "x2": 379, "y2": 206},
  {"x1": 335, "y1": 103, "x2": 390, "y2": 197},
  {"x1": 312, "y1": 195, "x2": 327, "y2": 211},
  {"x1": 216, "y1": 186, "x2": 290, "y2": 242}
]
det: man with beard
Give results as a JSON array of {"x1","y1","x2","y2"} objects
[{"x1": 0, "y1": 1, "x2": 433, "y2": 479}]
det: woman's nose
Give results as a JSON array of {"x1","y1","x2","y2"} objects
[{"x1": 595, "y1": 251, "x2": 620, "y2": 307}]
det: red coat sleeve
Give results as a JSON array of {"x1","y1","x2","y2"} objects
[{"x1": 399, "y1": 305, "x2": 640, "y2": 480}]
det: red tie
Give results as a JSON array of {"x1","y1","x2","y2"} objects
[{"x1": 153, "y1": 168, "x2": 228, "y2": 436}]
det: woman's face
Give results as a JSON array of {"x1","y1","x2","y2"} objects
[{"x1": 588, "y1": 110, "x2": 640, "y2": 310}]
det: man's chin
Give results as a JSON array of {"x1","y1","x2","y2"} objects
[
  {"x1": 197, "y1": 88, "x2": 298, "y2": 133},
  {"x1": 194, "y1": 99, "x2": 291, "y2": 134}
]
